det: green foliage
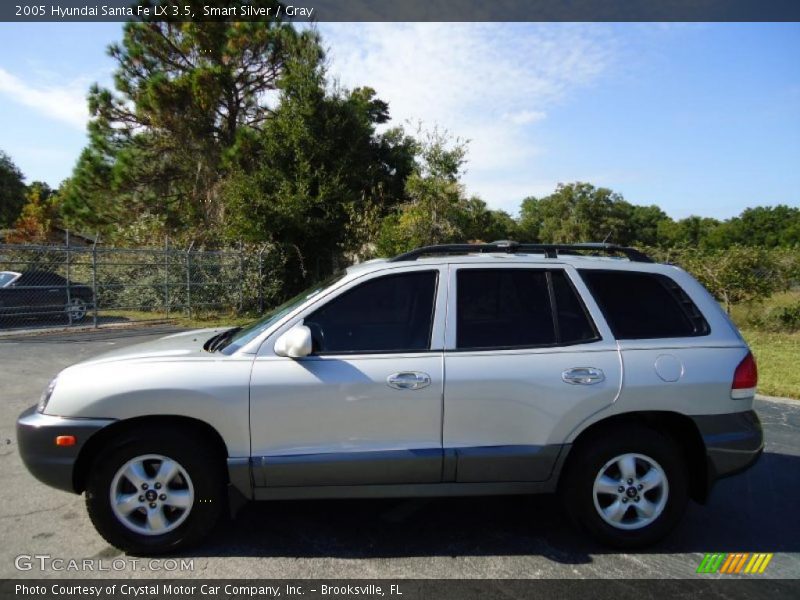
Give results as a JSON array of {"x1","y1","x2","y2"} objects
[
  {"x1": 516, "y1": 183, "x2": 668, "y2": 246},
  {"x1": 456, "y1": 197, "x2": 516, "y2": 243},
  {"x1": 707, "y1": 205, "x2": 800, "y2": 249},
  {"x1": 668, "y1": 245, "x2": 786, "y2": 314},
  {"x1": 62, "y1": 9, "x2": 315, "y2": 242},
  {"x1": 376, "y1": 131, "x2": 465, "y2": 255},
  {"x1": 767, "y1": 303, "x2": 800, "y2": 332},
  {"x1": 220, "y1": 41, "x2": 416, "y2": 288},
  {"x1": 655, "y1": 215, "x2": 721, "y2": 248},
  {"x1": 0, "y1": 150, "x2": 27, "y2": 228},
  {"x1": 6, "y1": 182, "x2": 58, "y2": 243}
]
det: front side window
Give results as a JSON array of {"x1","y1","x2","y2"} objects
[
  {"x1": 579, "y1": 269, "x2": 710, "y2": 339},
  {"x1": 220, "y1": 271, "x2": 347, "y2": 354},
  {"x1": 305, "y1": 271, "x2": 438, "y2": 354},
  {"x1": 0, "y1": 272, "x2": 20, "y2": 287},
  {"x1": 456, "y1": 269, "x2": 597, "y2": 350}
]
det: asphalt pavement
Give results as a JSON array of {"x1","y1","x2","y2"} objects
[{"x1": 0, "y1": 327, "x2": 798, "y2": 579}]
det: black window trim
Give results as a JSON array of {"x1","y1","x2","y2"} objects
[
  {"x1": 307, "y1": 269, "x2": 441, "y2": 357},
  {"x1": 451, "y1": 267, "x2": 602, "y2": 353}
]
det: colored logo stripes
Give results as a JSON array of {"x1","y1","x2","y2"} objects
[{"x1": 697, "y1": 552, "x2": 773, "y2": 574}]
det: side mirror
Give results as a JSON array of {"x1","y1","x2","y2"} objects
[{"x1": 274, "y1": 324, "x2": 313, "y2": 358}]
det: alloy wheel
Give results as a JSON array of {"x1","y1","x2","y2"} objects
[
  {"x1": 592, "y1": 452, "x2": 669, "y2": 530},
  {"x1": 109, "y1": 454, "x2": 194, "y2": 536}
]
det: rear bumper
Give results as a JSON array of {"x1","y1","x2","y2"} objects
[
  {"x1": 692, "y1": 410, "x2": 764, "y2": 486},
  {"x1": 16, "y1": 406, "x2": 114, "y2": 493}
]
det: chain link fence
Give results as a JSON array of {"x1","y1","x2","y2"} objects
[{"x1": 0, "y1": 235, "x2": 288, "y2": 331}]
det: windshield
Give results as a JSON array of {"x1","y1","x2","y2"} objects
[
  {"x1": 219, "y1": 271, "x2": 346, "y2": 354},
  {"x1": 0, "y1": 272, "x2": 20, "y2": 287}
]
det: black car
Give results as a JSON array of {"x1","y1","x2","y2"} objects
[{"x1": 0, "y1": 270, "x2": 93, "y2": 323}]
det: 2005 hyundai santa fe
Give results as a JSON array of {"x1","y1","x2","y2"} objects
[{"x1": 17, "y1": 242, "x2": 763, "y2": 554}]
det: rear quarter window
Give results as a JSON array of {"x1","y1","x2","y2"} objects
[{"x1": 579, "y1": 270, "x2": 709, "y2": 339}]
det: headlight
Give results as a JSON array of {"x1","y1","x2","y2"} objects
[{"x1": 37, "y1": 377, "x2": 57, "y2": 413}]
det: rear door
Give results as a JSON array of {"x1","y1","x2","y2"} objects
[
  {"x1": 578, "y1": 268, "x2": 746, "y2": 414},
  {"x1": 442, "y1": 264, "x2": 622, "y2": 482}
]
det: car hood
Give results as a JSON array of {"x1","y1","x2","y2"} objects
[{"x1": 74, "y1": 328, "x2": 227, "y2": 365}]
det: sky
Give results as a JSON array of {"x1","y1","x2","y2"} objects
[{"x1": 0, "y1": 21, "x2": 798, "y2": 220}]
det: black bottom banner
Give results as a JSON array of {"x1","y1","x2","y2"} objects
[{"x1": 2, "y1": 580, "x2": 799, "y2": 600}]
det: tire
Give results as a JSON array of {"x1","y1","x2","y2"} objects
[
  {"x1": 560, "y1": 425, "x2": 688, "y2": 549},
  {"x1": 65, "y1": 297, "x2": 88, "y2": 322},
  {"x1": 85, "y1": 427, "x2": 225, "y2": 554}
]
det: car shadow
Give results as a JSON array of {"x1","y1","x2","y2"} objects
[{"x1": 183, "y1": 451, "x2": 798, "y2": 563}]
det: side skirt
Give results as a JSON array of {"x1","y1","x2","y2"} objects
[{"x1": 252, "y1": 480, "x2": 558, "y2": 501}]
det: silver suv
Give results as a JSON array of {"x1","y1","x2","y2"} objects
[{"x1": 17, "y1": 242, "x2": 763, "y2": 554}]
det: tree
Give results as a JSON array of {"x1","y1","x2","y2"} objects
[
  {"x1": 676, "y1": 246, "x2": 782, "y2": 314},
  {"x1": 220, "y1": 40, "x2": 416, "y2": 286},
  {"x1": 625, "y1": 203, "x2": 669, "y2": 246},
  {"x1": 655, "y1": 215, "x2": 720, "y2": 248},
  {"x1": 376, "y1": 130, "x2": 471, "y2": 255},
  {"x1": 457, "y1": 197, "x2": 516, "y2": 242},
  {"x1": 62, "y1": 5, "x2": 318, "y2": 242},
  {"x1": 708, "y1": 205, "x2": 800, "y2": 249},
  {"x1": 517, "y1": 183, "x2": 630, "y2": 244},
  {"x1": 6, "y1": 182, "x2": 58, "y2": 243},
  {"x1": 0, "y1": 150, "x2": 27, "y2": 228}
]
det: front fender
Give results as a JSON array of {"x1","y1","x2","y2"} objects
[{"x1": 43, "y1": 357, "x2": 252, "y2": 456}]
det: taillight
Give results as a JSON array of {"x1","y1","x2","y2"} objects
[{"x1": 731, "y1": 352, "x2": 757, "y2": 399}]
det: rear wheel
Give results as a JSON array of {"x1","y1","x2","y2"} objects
[
  {"x1": 561, "y1": 426, "x2": 688, "y2": 548},
  {"x1": 85, "y1": 428, "x2": 224, "y2": 554}
]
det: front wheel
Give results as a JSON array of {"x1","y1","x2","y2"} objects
[
  {"x1": 65, "y1": 297, "x2": 87, "y2": 322},
  {"x1": 561, "y1": 426, "x2": 688, "y2": 548},
  {"x1": 85, "y1": 429, "x2": 224, "y2": 554}
]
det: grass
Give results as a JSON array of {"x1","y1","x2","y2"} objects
[
  {"x1": 739, "y1": 328, "x2": 800, "y2": 400},
  {"x1": 730, "y1": 290, "x2": 800, "y2": 399}
]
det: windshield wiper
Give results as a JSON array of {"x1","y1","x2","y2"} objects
[{"x1": 203, "y1": 327, "x2": 242, "y2": 352}]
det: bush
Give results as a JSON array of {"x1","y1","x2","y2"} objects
[{"x1": 765, "y1": 302, "x2": 800, "y2": 333}]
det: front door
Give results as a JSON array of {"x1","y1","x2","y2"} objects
[{"x1": 249, "y1": 267, "x2": 447, "y2": 487}]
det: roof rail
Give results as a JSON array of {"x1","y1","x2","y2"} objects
[{"x1": 388, "y1": 241, "x2": 654, "y2": 263}]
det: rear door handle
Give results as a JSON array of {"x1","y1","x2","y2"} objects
[
  {"x1": 562, "y1": 367, "x2": 605, "y2": 385},
  {"x1": 387, "y1": 372, "x2": 431, "y2": 390}
]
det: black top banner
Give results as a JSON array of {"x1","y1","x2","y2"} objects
[{"x1": 3, "y1": 0, "x2": 800, "y2": 22}]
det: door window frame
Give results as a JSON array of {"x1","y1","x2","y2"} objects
[
  {"x1": 256, "y1": 264, "x2": 449, "y2": 358},
  {"x1": 444, "y1": 263, "x2": 613, "y2": 353}
]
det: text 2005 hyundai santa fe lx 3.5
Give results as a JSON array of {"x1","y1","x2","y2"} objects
[{"x1": 17, "y1": 242, "x2": 763, "y2": 554}]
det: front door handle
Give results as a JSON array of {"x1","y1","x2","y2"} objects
[
  {"x1": 562, "y1": 367, "x2": 605, "y2": 385},
  {"x1": 387, "y1": 372, "x2": 431, "y2": 390}
]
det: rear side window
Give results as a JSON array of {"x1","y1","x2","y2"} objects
[
  {"x1": 305, "y1": 271, "x2": 437, "y2": 354},
  {"x1": 456, "y1": 269, "x2": 598, "y2": 350},
  {"x1": 579, "y1": 270, "x2": 709, "y2": 339}
]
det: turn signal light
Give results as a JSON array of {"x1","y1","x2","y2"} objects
[{"x1": 55, "y1": 435, "x2": 76, "y2": 447}]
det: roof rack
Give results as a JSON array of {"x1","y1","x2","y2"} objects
[{"x1": 388, "y1": 241, "x2": 654, "y2": 263}]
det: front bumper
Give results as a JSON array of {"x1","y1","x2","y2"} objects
[
  {"x1": 692, "y1": 410, "x2": 764, "y2": 485},
  {"x1": 16, "y1": 406, "x2": 114, "y2": 493}
]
